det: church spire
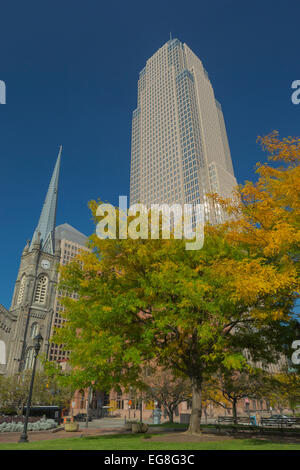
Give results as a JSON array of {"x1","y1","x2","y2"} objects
[{"x1": 30, "y1": 146, "x2": 62, "y2": 255}]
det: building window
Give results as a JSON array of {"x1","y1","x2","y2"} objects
[
  {"x1": 145, "y1": 400, "x2": 155, "y2": 410},
  {"x1": 34, "y1": 275, "x2": 48, "y2": 304},
  {"x1": 260, "y1": 399, "x2": 264, "y2": 410},
  {"x1": 0, "y1": 340, "x2": 6, "y2": 365},
  {"x1": 30, "y1": 323, "x2": 39, "y2": 339},
  {"x1": 17, "y1": 276, "x2": 26, "y2": 305},
  {"x1": 79, "y1": 390, "x2": 85, "y2": 409},
  {"x1": 24, "y1": 347, "x2": 35, "y2": 370},
  {"x1": 117, "y1": 393, "x2": 124, "y2": 409}
]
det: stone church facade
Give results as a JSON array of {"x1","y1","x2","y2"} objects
[
  {"x1": 0, "y1": 304, "x2": 15, "y2": 375},
  {"x1": 4, "y1": 236, "x2": 61, "y2": 375},
  {"x1": 0, "y1": 148, "x2": 62, "y2": 376}
]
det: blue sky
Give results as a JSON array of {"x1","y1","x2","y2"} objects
[{"x1": 0, "y1": 0, "x2": 299, "y2": 308}]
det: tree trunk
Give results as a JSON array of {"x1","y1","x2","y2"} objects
[
  {"x1": 187, "y1": 379, "x2": 202, "y2": 434},
  {"x1": 139, "y1": 396, "x2": 143, "y2": 423},
  {"x1": 232, "y1": 399, "x2": 237, "y2": 425},
  {"x1": 203, "y1": 405, "x2": 208, "y2": 423},
  {"x1": 289, "y1": 400, "x2": 295, "y2": 416},
  {"x1": 167, "y1": 409, "x2": 174, "y2": 423}
]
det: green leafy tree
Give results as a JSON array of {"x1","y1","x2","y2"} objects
[
  {"x1": 0, "y1": 371, "x2": 74, "y2": 414},
  {"x1": 53, "y1": 220, "x2": 293, "y2": 433},
  {"x1": 51, "y1": 132, "x2": 299, "y2": 433}
]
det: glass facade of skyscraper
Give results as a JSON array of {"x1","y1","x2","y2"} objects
[{"x1": 130, "y1": 39, "x2": 237, "y2": 224}]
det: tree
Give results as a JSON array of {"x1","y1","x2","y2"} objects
[
  {"x1": 54, "y1": 221, "x2": 292, "y2": 433},
  {"x1": 204, "y1": 369, "x2": 268, "y2": 423},
  {"x1": 267, "y1": 369, "x2": 300, "y2": 415},
  {"x1": 213, "y1": 131, "x2": 300, "y2": 306},
  {"x1": 53, "y1": 132, "x2": 299, "y2": 433},
  {"x1": 201, "y1": 381, "x2": 231, "y2": 419},
  {"x1": 0, "y1": 371, "x2": 74, "y2": 414},
  {"x1": 142, "y1": 368, "x2": 191, "y2": 423},
  {"x1": 0, "y1": 373, "x2": 30, "y2": 414}
]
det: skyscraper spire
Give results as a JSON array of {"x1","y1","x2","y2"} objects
[{"x1": 30, "y1": 146, "x2": 62, "y2": 255}]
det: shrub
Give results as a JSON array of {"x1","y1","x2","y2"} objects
[
  {"x1": 0, "y1": 407, "x2": 16, "y2": 416},
  {"x1": 0, "y1": 415, "x2": 40, "y2": 425},
  {"x1": 0, "y1": 417, "x2": 57, "y2": 432}
]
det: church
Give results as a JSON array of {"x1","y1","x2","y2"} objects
[{"x1": 0, "y1": 147, "x2": 87, "y2": 377}]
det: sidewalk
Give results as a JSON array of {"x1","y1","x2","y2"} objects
[
  {"x1": 0, "y1": 426, "x2": 128, "y2": 444},
  {"x1": 78, "y1": 418, "x2": 126, "y2": 429},
  {"x1": 0, "y1": 418, "x2": 131, "y2": 444}
]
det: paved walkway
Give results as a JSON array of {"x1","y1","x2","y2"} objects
[
  {"x1": 78, "y1": 418, "x2": 126, "y2": 429},
  {"x1": 0, "y1": 426, "x2": 128, "y2": 444},
  {"x1": 0, "y1": 417, "x2": 132, "y2": 443}
]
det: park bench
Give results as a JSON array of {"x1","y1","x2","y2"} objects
[
  {"x1": 261, "y1": 417, "x2": 300, "y2": 428},
  {"x1": 214, "y1": 416, "x2": 300, "y2": 437},
  {"x1": 215, "y1": 416, "x2": 257, "y2": 434},
  {"x1": 217, "y1": 416, "x2": 253, "y2": 425}
]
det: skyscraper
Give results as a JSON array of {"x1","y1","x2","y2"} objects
[
  {"x1": 48, "y1": 223, "x2": 88, "y2": 363},
  {"x1": 130, "y1": 38, "x2": 237, "y2": 223}
]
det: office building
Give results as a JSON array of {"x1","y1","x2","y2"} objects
[{"x1": 130, "y1": 38, "x2": 237, "y2": 224}]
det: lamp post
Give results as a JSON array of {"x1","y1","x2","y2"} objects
[
  {"x1": 19, "y1": 333, "x2": 43, "y2": 443},
  {"x1": 128, "y1": 386, "x2": 133, "y2": 421},
  {"x1": 139, "y1": 393, "x2": 143, "y2": 423},
  {"x1": 85, "y1": 386, "x2": 92, "y2": 428}
]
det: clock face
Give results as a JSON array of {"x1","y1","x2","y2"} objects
[{"x1": 41, "y1": 259, "x2": 50, "y2": 270}]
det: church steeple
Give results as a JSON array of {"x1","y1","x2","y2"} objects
[{"x1": 30, "y1": 146, "x2": 62, "y2": 255}]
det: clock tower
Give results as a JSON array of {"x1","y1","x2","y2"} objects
[{"x1": 5, "y1": 148, "x2": 62, "y2": 375}]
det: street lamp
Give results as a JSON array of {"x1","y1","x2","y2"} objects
[
  {"x1": 19, "y1": 333, "x2": 43, "y2": 443},
  {"x1": 85, "y1": 385, "x2": 92, "y2": 428}
]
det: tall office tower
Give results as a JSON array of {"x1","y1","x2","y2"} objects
[
  {"x1": 130, "y1": 38, "x2": 237, "y2": 223},
  {"x1": 48, "y1": 223, "x2": 88, "y2": 363}
]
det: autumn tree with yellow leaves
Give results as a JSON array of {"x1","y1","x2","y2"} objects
[
  {"x1": 52, "y1": 132, "x2": 299, "y2": 434},
  {"x1": 203, "y1": 368, "x2": 272, "y2": 423},
  {"x1": 266, "y1": 369, "x2": 300, "y2": 415},
  {"x1": 213, "y1": 130, "x2": 299, "y2": 311}
]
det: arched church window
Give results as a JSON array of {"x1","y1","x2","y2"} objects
[
  {"x1": 24, "y1": 347, "x2": 35, "y2": 370},
  {"x1": 30, "y1": 323, "x2": 39, "y2": 339},
  {"x1": 17, "y1": 276, "x2": 26, "y2": 305},
  {"x1": 0, "y1": 340, "x2": 6, "y2": 365},
  {"x1": 34, "y1": 275, "x2": 48, "y2": 304}
]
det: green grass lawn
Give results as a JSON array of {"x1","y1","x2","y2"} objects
[{"x1": 0, "y1": 434, "x2": 300, "y2": 450}]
